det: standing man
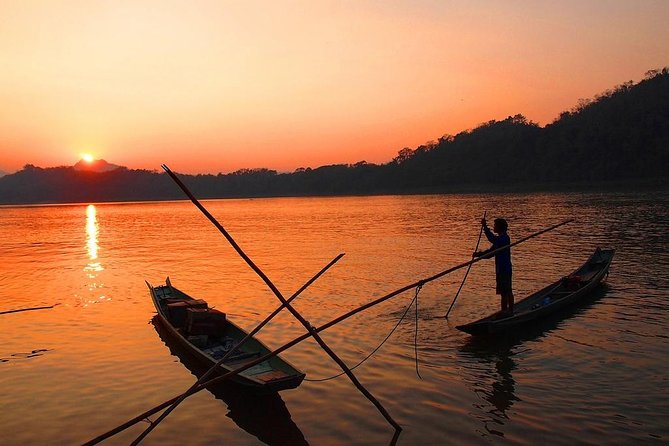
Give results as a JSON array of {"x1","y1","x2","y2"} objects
[{"x1": 474, "y1": 218, "x2": 514, "y2": 316}]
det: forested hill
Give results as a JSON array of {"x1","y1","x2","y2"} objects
[{"x1": 1, "y1": 69, "x2": 667, "y2": 205}]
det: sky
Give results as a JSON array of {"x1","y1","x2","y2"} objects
[{"x1": 0, "y1": 0, "x2": 668, "y2": 174}]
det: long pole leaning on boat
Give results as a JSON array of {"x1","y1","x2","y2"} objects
[
  {"x1": 137, "y1": 165, "x2": 402, "y2": 439},
  {"x1": 83, "y1": 218, "x2": 573, "y2": 446},
  {"x1": 443, "y1": 210, "x2": 487, "y2": 318},
  {"x1": 136, "y1": 252, "x2": 344, "y2": 445}
]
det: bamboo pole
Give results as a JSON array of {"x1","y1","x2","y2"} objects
[
  {"x1": 132, "y1": 166, "x2": 400, "y2": 441},
  {"x1": 0, "y1": 305, "x2": 56, "y2": 315},
  {"x1": 443, "y1": 210, "x2": 487, "y2": 318},
  {"x1": 84, "y1": 218, "x2": 572, "y2": 446},
  {"x1": 133, "y1": 252, "x2": 344, "y2": 445}
]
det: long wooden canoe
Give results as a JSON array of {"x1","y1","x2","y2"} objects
[
  {"x1": 456, "y1": 248, "x2": 614, "y2": 336},
  {"x1": 148, "y1": 279, "x2": 305, "y2": 392}
]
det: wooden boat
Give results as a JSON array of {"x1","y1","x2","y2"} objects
[
  {"x1": 147, "y1": 279, "x2": 305, "y2": 392},
  {"x1": 456, "y1": 248, "x2": 614, "y2": 336}
]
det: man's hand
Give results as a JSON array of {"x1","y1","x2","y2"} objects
[{"x1": 480, "y1": 218, "x2": 487, "y2": 227}]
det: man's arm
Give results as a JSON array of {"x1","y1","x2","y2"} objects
[
  {"x1": 473, "y1": 246, "x2": 494, "y2": 259},
  {"x1": 482, "y1": 223, "x2": 496, "y2": 243}
]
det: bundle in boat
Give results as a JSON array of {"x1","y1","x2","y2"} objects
[
  {"x1": 186, "y1": 308, "x2": 227, "y2": 337},
  {"x1": 166, "y1": 299, "x2": 207, "y2": 329}
]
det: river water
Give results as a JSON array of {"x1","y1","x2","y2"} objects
[{"x1": 0, "y1": 192, "x2": 667, "y2": 445}]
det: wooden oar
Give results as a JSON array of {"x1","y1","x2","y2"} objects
[
  {"x1": 84, "y1": 218, "x2": 572, "y2": 446},
  {"x1": 443, "y1": 210, "x2": 487, "y2": 318},
  {"x1": 129, "y1": 165, "x2": 400, "y2": 444},
  {"x1": 136, "y1": 252, "x2": 344, "y2": 445}
]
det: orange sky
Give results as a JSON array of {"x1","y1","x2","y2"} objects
[{"x1": 1, "y1": 1, "x2": 668, "y2": 174}]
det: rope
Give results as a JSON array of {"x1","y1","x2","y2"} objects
[
  {"x1": 305, "y1": 283, "x2": 423, "y2": 382},
  {"x1": 444, "y1": 210, "x2": 487, "y2": 318}
]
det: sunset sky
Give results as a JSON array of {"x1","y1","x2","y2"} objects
[{"x1": 1, "y1": 1, "x2": 668, "y2": 174}]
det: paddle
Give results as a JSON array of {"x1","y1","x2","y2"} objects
[{"x1": 443, "y1": 211, "x2": 487, "y2": 318}]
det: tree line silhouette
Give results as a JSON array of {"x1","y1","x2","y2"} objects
[{"x1": 1, "y1": 69, "x2": 667, "y2": 205}]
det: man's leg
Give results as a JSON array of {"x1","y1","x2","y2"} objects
[{"x1": 502, "y1": 292, "x2": 514, "y2": 314}]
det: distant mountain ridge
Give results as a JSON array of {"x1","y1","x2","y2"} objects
[
  {"x1": 73, "y1": 159, "x2": 121, "y2": 172},
  {"x1": 0, "y1": 69, "x2": 667, "y2": 205}
]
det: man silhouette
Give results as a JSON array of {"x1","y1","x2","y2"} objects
[{"x1": 473, "y1": 218, "x2": 514, "y2": 316}]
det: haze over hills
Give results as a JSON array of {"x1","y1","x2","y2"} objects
[{"x1": 0, "y1": 69, "x2": 667, "y2": 205}]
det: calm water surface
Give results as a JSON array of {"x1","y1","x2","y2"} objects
[{"x1": 0, "y1": 192, "x2": 667, "y2": 445}]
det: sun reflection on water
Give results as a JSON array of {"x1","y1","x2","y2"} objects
[
  {"x1": 83, "y1": 204, "x2": 105, "y2": 304},
  {"x1": 86, "y1": 204, "x2": 99, "y2": 260}
]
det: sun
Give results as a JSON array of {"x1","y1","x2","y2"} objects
[{"x1": 81, "y1": 153, "x2": 95, "y2": 163}]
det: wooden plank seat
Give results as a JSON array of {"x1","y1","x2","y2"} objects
[{"x1": 252, "y1": 370, "x2": 290, "y2": 383}]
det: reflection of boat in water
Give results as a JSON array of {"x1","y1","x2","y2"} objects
[
  {"x1": 152, "y1": 316, "x2": 309, "y2": 446},
  {"x1": 457, "y1": 248, "x2": 614, "y2": 335},
  {"x1": 148, "y1": 279, "x2": 305, "y2": 391}
]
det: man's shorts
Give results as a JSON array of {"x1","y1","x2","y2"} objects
[{"x1": 496, "y1": 273, "x2": 513, "y2": 295}]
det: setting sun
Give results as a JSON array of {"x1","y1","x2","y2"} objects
[
  {"x1": 0, "y1": 2, "x2": 667, "y2": 175},
  {"x1": 81, "y1": 153, "x2": 94, "y2": 163}
]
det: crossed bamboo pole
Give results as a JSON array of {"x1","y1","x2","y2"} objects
[
  {"x1": 83, "y1": 216, "x2": 572, "y2": 445},
  {"x1": 127, "y1": 165, "x2": 400, "y2": 444}
]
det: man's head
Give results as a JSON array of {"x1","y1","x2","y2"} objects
[{"x1": 493, "y1": 218, "x2": 508, "y2": 234}]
